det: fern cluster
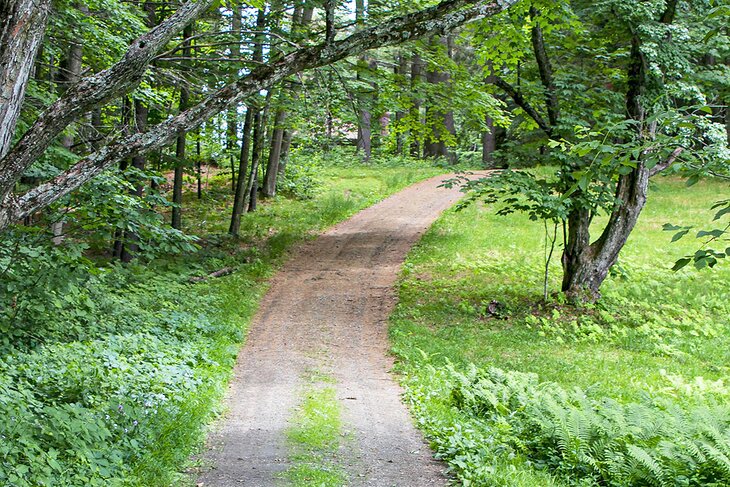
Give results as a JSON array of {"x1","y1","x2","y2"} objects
[{"x1": 437, "y1": 366, "x2": 730, "y2": 486}]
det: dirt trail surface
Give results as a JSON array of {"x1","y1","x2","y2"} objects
[{"x1": 198, "y1": 173, "x2": 482, "y2": 486}]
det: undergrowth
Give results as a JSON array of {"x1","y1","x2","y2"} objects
[{"x1": 0, "y1": 154, "x2": 444, "y2": 486}]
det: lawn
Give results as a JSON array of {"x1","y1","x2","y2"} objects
[{"x1": 391, "y1": 175, "x2": 730, "y2": 486}]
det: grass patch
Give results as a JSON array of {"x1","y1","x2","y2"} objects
[
  {"x1": 391, "y1": 176, "x2": 730, "y2": 485},
  {"x1": 282, "y1": 385, "x2": 347, "y2": 487}
]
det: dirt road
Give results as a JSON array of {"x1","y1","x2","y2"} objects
[{"x1": 198, "y1": 173, "x2": 477, "y2": 486}]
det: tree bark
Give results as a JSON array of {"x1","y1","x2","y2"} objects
[
  {"x1": 0, "y1": 0, "x2": 518, "y2": 230},
  {"x1": 229, "y1": 107, "x2": 253, "y2": 235},
  {"x1": 226, "y1": 2, "x2": 242, "y2": 192},
  {"x1": 395, "y1": 52, "x2": 409, "y2": 155},
  {"x1": 0, "y1": 0, "x2": 52, "y2": 159},
  {"x1": 0, "y1": 0, "x2": 211, "y2": 204},
  {"x1": 561, "y1": 33, "x2": 651, "y2": 301},
  {"x1": 263, "y1": 105, "x2": 286, "y2": 197},
  {"x1": 530, "y1": 7, "x2": 559, "y2": 128},
  {"x1": 172, "y1": 23, "x2": 193, "y2": 230},
  {"x1": 410, "y1": 52, "x2": 424, "y2": 157}
]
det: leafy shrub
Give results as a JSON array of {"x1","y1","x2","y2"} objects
[
  {"x1": 419, "y1": 365, "x2": 730, "y2": 487},
  {"x1": 278, "y1": 152, "x2": 323, "y2": 199}
]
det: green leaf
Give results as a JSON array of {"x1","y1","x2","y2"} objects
[
  {"x1": 671, "y1": 258, "x2": 691, "y2": 271},
  {"x1": 697, "y1": 229, "x2": 724, "y2": 238},
  {"x1": 671, "y1": 230, "x2": 690, "y2": 242},
  {"x1": 686, "y1": 174, "x2": 700, "y2": 187},
  {"x1": 713, "y1": 206, "x2": 730, "y2": 221}
]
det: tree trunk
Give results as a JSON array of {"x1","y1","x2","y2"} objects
[
  {"x1": 171, "y1": 87, "x2": 189, "y2": 230},
  {"x1": 410, "y1": 52, "x2": 424, "y2": 157},
  {"x1": 263, "y1": 106, "x2": 286, "y2": 197},
  {"x1": 424, "y1": 36, "x2": 456, "y2": 162},
  {"x1": 530, "y1": 7, "x2": 559, "y2": 128},
  {"x1": 395, "y1": 52, "x2": 409, "y2": 155},
  {"x1": 229, "y1": 107, "x2": 253, "y2": 235},
  {"x1": 561, "y1": 34, "x2": 650, "y2": 301},
  {"x1": 172, "y1": 23, "x2": 193, "y2": 230},
  {"x1": 226, "y1": 2, "x2": 242, "y2": 192},
  {"x1": 248, "y1": 91, "x2": 272, "y2": 212},
  {"x1": 481, "y1": 115, "x2": 496, "y2": 166},
  {"x1": 0, "y1": 0, "x2": 51, "y2": 160}
]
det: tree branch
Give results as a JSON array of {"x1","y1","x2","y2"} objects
[
  {"x1": 0, "y1": 0, "x2": 518, "y2": 229},
  {"x1": 649, "y1": 147, "x2": 684, "y2": 177},
  {"x1": 530, "y1": 7, "x2": 559, "y2": 127},
  {"x1": 0, "y1": 0, "x2": 212, "y2": 201},
  {"x1": 492, "y1": 75, "x2": 553, "y2": 137}
]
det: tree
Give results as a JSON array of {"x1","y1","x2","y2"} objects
[{"x1": 461, "y1": 0, "x2": 729, "y2": 301}]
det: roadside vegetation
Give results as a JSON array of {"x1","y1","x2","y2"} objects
[
  {"x1": 392, "y1": 175, "x2": 730, "y2": 486},
  {"x1": 0, "y1": 154, "x2": 441, "y2": 487}
]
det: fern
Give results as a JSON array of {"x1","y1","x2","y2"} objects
[
  {"x1": 442, "y1": 365, "x2": 730, "y2": 487},
  {"x1": 626, "y1": 444, "x2": 668, "y2": 487}
]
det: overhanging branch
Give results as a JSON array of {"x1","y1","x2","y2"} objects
[{"x1": 0, "y1": 0, "x2": 518, "y2": 229}]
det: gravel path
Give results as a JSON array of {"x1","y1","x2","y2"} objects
[{"x1": 198, "y1": 173, "x2": 480, "y2": 486}]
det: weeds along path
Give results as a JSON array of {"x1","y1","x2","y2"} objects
[{"x1": 198, "y1": 173, "x2": 485, "y2": 486}]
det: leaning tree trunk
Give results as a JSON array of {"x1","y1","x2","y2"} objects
[
  {"x1": 0, "y1": 0, "x2": 518, "y2": 231},
  {"x1": 0, "y1": 0, "x2": 51, "y2": 160}
]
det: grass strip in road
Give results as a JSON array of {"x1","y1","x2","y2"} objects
[{"x1": 282, "y1": 385, "x2": 348, "y2": 487}]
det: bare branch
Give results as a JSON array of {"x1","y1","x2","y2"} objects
[{"x1": 649, "y1": 147, "x2": 684, "y2": 177}]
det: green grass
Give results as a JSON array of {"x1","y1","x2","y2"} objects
[
  {"x1": 282, "y1": 385, "x2": 347, "y2": 487},
  {"x1": 391, "y1": 176, "x2": 730, "y2": 485}
]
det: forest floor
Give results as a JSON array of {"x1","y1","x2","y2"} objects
[{"x1": 196, "y1": 173, "x2": 486, "y2": 486}]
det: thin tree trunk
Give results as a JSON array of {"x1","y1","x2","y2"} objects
[
  {"x1": 229, "y1": 107, "x2": 253, "y2": 235},
  {"x1": 530, "y1": 7, "x2": 559, "y2": 128},
  {"x1": 226, "y1": 2, "x2": 242, "y2": 192},
  {"x1": 481, "y1": 115, "x2": 496, "y2": 166},
  {"x1": 248, "y1": 91, "x2": 272, "y2": 212},
  {"x1": 424, "y1": 36, "x2": 456, "y2": 162},
  {"x1": 278, "y1": 130, "x2": 292, "y2": 175},
  {"x1": 410, "y1": 52, "x2": 424, "y2": 157},
  {"x1": 172, "y1": 23, "x2": 193, "y2": 230},
  {"x1": 196, "y1": 129, "x2": 202, "y2": 199},
  {"x1": 263, "y1": 106, "x2": 286, "y2": 197},
  {"x1": 395, "y1": 52, "x2": 408, "y2": 155}
]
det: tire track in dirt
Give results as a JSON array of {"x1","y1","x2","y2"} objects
[{"x1": 198, "y1": 173, "x2": 484, "y2": 486}]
